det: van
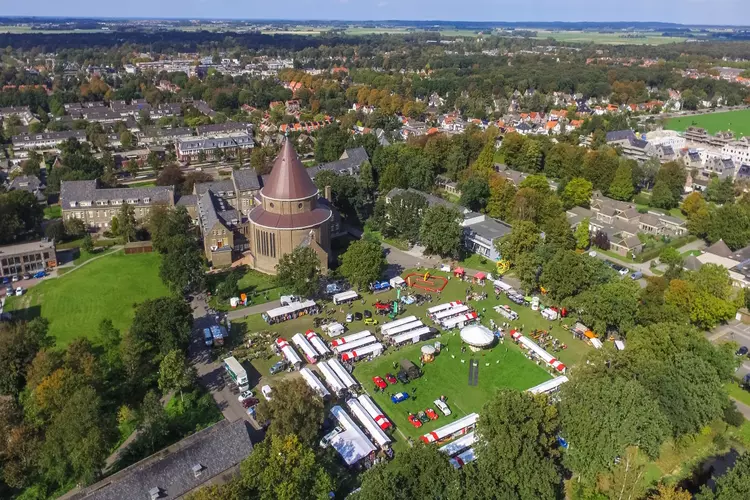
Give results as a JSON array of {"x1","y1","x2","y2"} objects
[{"x1": 203, "y1": 328, "x2": 213, "y2": 347}]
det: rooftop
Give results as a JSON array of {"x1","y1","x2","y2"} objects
[
  {"x1": 0, "y1": 239, "x2": 55, "y2": 256},
  {"x1": 261, "y1": 139, "x2": 319, "y2": 201}
]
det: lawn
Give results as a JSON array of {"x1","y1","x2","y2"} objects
[
  {"x1": 363, "y1": 226, "x2": 410, "y2": 251},
  {"x1": 44, "y1": 205, "x2": 61, "y2": 219},
  {"x1": 5, "y1": 251, "x2": 170, "y2": 346},
  {"x1": 666, "y1": 109, "x2": 750, "y2": 138},
  {"x1": 354, "y1": 340, "x2": 552, "y2": 440},
  {"x1": 725, "y1": 381, "x2": 750, "y2": 407},
  {"x1": 533, "y1": 30, "x2": 687, "y2": 45},
  {"x1": 458, "y1": 253, "x2": 499, "y2": 274},
  {"x1": 207, "y1": 266, "x2": 288, "y2": 312}
]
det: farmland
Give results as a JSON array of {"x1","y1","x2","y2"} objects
[
  {"x1": 666, "y1": 109, "x2": 750, "y2": 137},
  {"x1": 533, "y1": 30, "x2": 687, "y2": 45}
]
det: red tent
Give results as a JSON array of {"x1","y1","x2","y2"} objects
[
  {"x1": 453, "y1": 267, "x2": 465, "y2": 276},
  {"x1": 474, "y1": 272, "x2": 486, "y2": 280}
]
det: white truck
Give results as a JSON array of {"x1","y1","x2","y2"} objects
[{"x1": 223, "y1": 356, "x2": 249, "y2": 391}]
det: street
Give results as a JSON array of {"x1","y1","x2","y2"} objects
[{"x1": 711, "y1": 320, "x2": 750, "y2": 382}]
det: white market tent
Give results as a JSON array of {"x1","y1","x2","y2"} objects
[
  {"x1": 380, "y1": 316, "x2": 418, "y2": 335},
  {"x1": 460, "y1": 324, "x2": 495, "y2": 348},
  {"x1": 291, "y1": 333, "x2": 319, "y2": 364},
  {"x1": 526, "y1": 376, "x2": 570, "y2": 395},
  {"x1": 274, "y1": 338, "x2": 302, "y2": 368},
  {"x1": 493, "y1": 280, "x2": 513, "y2": 292},
  {"x1": 333, "y1": 290, "x2": 359, "y2": 305},
  {"x1": 340, "y1": 343, "x2": 384, "y2": 362},
  {"x1": 590, "y1": 338, "x2": 603, "y2": 349},
  {"x1": 346, "y1": 398, "x2": 392, "y2": 448},
  {"x1": 318, "y1": 361, "x2": 346, "y2": 394},
  {"x1": 331, "y1": 330, "x2": 372, "y2": 347},
  {"x1": 333, "y1": 335, "x2": 377, "y2": 354},
  {"x1": 615, "y1": 340, "x2": 625, "y2": 351},
  {"x1": 299, "y1": 368, "x2": 330, "y2": 398},
  {"x1": 449, "y1": 448, "x2": 477, "y2": 469},
  {"x1": 324, "y1": 322, "x2": 346, "y2": 337},
  {"x1": 326, "y1": 358, "x2": 358, "y2": 388},
  {"x1": 391, "y1": 326, "x2": 431, "y2": 346},
  {"x1": 329, "y1": 406, "x2": 376, "y2": 466},
  {"x1": 433, "y1": 305, "x2": 470, "y2": 321},
  {"x1": 441, "y1": 312, "x2": 479, "y2": 330},
  {"x1": 382, "y1": 320, "x2": 424, "y2": 337},
  {"x1": 305, "y1": 330, "x2": 331, "y2": 356},
  {"x1": 265, "y1": 300, "x2": 316, "y2": 322},
  {"x1": 427, "y1": 301, "x2": 463, "y2": 316},
  {"x1": 421, "y1": 413, "x2": 479, "y2": 443},
  {"x1": 439, "y1": 432, "x2": 476, "y2": 456},
  {"x1": 511, "y1": 331, "x2": 567, "y2": 373},
  {"x1": 357, "y1": 394, "x2": 392, "y2": 430}
]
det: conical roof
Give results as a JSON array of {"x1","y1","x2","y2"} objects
[
  {"x1": 261, "y1": 139, "x2": 318, "y2": 200},
  {"x1": 706, "y1": 239, "x2": 733, "y2": 258}
]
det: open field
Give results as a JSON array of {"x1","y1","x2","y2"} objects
[
  {"x1": 354, "y1": 340, "x2": 552, "y2": 440},
  {"x1": 207, "y1": 266, "x2": 288, "y2": 311},
  {"x1": 5, "y1": 251, "x2": 170, "y2": 346},
  {"x1": 533, "y1": 30, "x2": 687, "y2": 45},
  {"x1": 666, "y1": 109, "x2": 750, "y2": 137}
]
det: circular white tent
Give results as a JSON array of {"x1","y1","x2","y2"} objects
[{"x1": 460, "y1": 324, "x2": 495, "y2": 350}]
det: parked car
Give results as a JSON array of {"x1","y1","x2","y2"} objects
[
  {"x1": 22, "y1": 273, "x2": 31, "y2": 281},
  {"x1": 346, "y1": 313, "x2": 353, "y2": 323},
  {"x1": 391, "y1": 392, "x2": 410, "y2": 403},
  {"x1": 434, "y1": 399, "x2": 452, "y2": 416},
  {"x1": 33, "y1": 271, "x2": 46, "y2": 279},
  {"x1": 15, "y1": 287, "x2": 23, "y2": 296},
  {"x1": 372, "y1": 376, "x2": 387, "y2": 390},
  {"x1": 425, "y1": 408, "x2": 439, "y2": 420},
  {"x1": 203, "y1": 328, "x2": 213, "y2": 347},
  {"x1": 738, "y1": 346, "x2": 749, "y2": 356},
  {"x1": 238, "y1": 390, "x2": 255, "y2": 402},
  {"x1": 5, "y1": 286, "x2": 13, "y2": 295},
  {"x1": 261, "y1": 385, "x2": 273, "y2": 401},
  {"x1": 363, "y1": 310, "x2": 372, "y2": 318},
  {"x1": 241, "y1": 397, "x2": 259, "y2": 409},
  {"x1": 11, "y1": 275, "x2": 19, "y2": 282},
  {"x1": 396, "y1": 371, "x2": 410, "y2": 384},
  {"x1": 1, "y1": 277, "x2": 9, "y2": 284},
  {"x1": 320, "y1": 426, "x2": 344, "y2": 448},
  {"x1": 270, "y1": 360, "x2": 289, "y2": 375},
  {"x1": 630, "y1": 271, "x2": 643, "y2": 280},
  {"x1": 588, "y1": 250, "x2": 597, "y2": 257},
  {"x1": 408, "y1": 413, "x2": 423, "y2": 428},
  {"x1": 364, "y1": 318, "x2": 379, "y2": 326},
  {"x1": 385, "y1": 373, "x2": 397, "y2": 384},
  {"x1": 354, "y1": 312, "x2": 363, "y2": 321}
]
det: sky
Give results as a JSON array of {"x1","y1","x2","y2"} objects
[{"x1": 3, "y1": 0, "x2": 750, "y2": 26}]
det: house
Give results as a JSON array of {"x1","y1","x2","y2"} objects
[
  {"x1": 306, "y1": 147, "x2": 369, "y2": 180},
  {"x1": 0, "y1": 106, "x2": 35, "y2": 125},
  {"x1": 0, "y1": 240, "x2": 57, "y2": 278},
  {"x1": 384, "y1": 187, "x2": 511, "y2": 261},
  {"x1": 701, "y1": 157, "x2": 735, "y2": 181},
  {"x1": 196, "y1": 122, "x2": 253, "y2": 137},
  {"x1": 176, "y1": 134, "x2": 254, "y2": 163},
  {"x1": 684, "y1": 127, "x2": 734, "y2": 148},
  {"x1": 60, "y1": 180, "x2": 175, "y2": 230},
  {"x1": 436, "y1": 175, "x2": 461, "y2": 197},
  {"x1": 606, "y1": 130, "x2": 656, "y2": 162},
  {"x1": 8, "y1": 175, "x2": 45, "y2": 203},
  {"x1": 66, "y1": 420, "x2": 254, "y2": 500},
  {"x1": 12, "y1": 130, "x2": 87, "y2": 151},
  {"x1": 138, "y1": 127, "x2": 194, "y2": 146}
]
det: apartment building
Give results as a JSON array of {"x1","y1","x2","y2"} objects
[
  {"x1": 12, "y1": 130, "x2": 87, "y2": 151},
  {"x1": 176, "y1": 134, "x2": 254, "y2": 163},
  {"x1": 60, "y1": 180, "x2": 175, "y2": 229},
  {"x1": 0, "y1": 240, "x2": 57, "y2": 278}
]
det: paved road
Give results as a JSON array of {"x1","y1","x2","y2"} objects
[
  {"x1": 226, "y1": 300, "x2": 279, "y2": 320},
  {"x1": 188, "y1": 295, "x2": 264, "y2": 432},
  {"x1": 711, "y1": 320, "x2": 750, "y2": 382},
  {"x1": 731, "y1": 398, "x2": 750, "y2": 420}
]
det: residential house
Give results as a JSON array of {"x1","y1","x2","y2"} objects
[
  {"x1": 176, "y1": 134, "x2": 254, "y2": 163},
  {"x1": 0, "y1": 106, "x2": 35, "y2": 125},
  {"x1": 12, "y1": 130, "x2": 87, "y2": 151},
  {"x1": 606, "y1": 130, "x2": 656, "y2": 162},
  {"x1": 138, "y1": 127, "x2": 194, "y2": 145},
  {"x1": 306, "y1": 147, "x2": 369, "y2": 180},
  {"x1": 8, "y1": 174, "x2": 45, "y2": 203},
  {"x1": 436, "y1": 175, "x2": 461, "y2": 197},
  {"x1": 196, "y1": 122, "x2": 253, "y2": 137},
  {"x1": 684, "y1": 127, "x2": 734, "y2": 148}
]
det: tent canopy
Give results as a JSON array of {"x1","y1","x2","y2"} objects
[{"x1": 460, "y1": 324, "x2": 495, "y2": 347}]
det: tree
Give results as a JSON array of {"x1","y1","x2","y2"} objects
[
  {"x1": 339, "y1": 238, "x2": 386, "y2": 290},
  {"x1": 419, "y1": 205, "x2": 463, "y2": 258},
  {"x1": 650, "y1": 484, "x2": 692, "y2": 500},
  {"x1": 497, "y1": 220, "x2": 541, "y2": 264},
  {"x1": 608, "y1": 163, "x2": 635, "y2": 201},
  {"x1": 256, "y1": 378, "x2": 325, "y2": 446},
  {"x1": 659, "y1": 246, "x2": 683, "y2": 267},
  {"x1": 708, "y1": 203, "x2": 750, "y2": 250},
  {"x1": 0, "y1": 318, "x2": 52, "y2": 396},
  {"x1": 98, "y1": 318, "x2": 121, "y2": 371},
  {"x1": 314, "y1": 123, "x2": 349, "y2": 163},
  {"x1": 0, "y1": 190, "x2": 44, "y2": 244},
  {"x1": 240, "y1": 434, "x2": 333, "y2": 500},
  {"x1": 654, "y1": 161, "x2": 687, "y2": 201},
  {"x1": 696, "y1": 452, "x2": 750, "y2": 500},
  {"x1": 540, "y1": 250, "x2": 603, "y2": 301},
  {"x1": 459, "y1": 176, "x2": 490, "y2": 212},
  {"x1": 572, "y1": 279, "x2": 640, "y2": 335},
  {"x1": 216, "y1": 268, "x2": 242, "y2": 300},
  {"x1": 120, "y1": 130, "x2": 134, "y2": 149},
  {"x1": 358, "y1": 444, "x2": 458, "y2": 500},
  {"x1": 275, "y1": 246, "x2": 321, "y2": 297},
  {"x1": 560, "y1": 376, "x2": 669, "y2": 480},
  {"x1": 117, "y1": 202, "x2": 137, "y2": 243},
  {"x1": 650, "y1": 180, "x2": 675, "y2": 210},
  {"x1": 383, "y1": 191, "x2": 428, "y2": 244},
  {"x1": 464, "y1": 390, "x2": 563, "y2": 499},
  {"x1": 471, "y1": 139, "x2": 495, "y2": 178},
  {"x1": 543, "y1": 213, "x2": 575, "y2": 251},
  {"x1": 486, "y1": 174, "x2": 516, "y2": 221},
  {"x1": 518, "y1": 140, "x2": 543, "y2": 172},
  {"x1": 81, "y1": 233, "x2": 94, "y2": 253},
  {"x1": 705, "y1": 176, "x2": 735, "y2": 205},
  {"x1": 149, "y1": 205, "x2": 193, "y2": 253},
  {"x1": 159, "y1": 235, "x2": 206, "y2": 294},
  {"x1": 139, "y1": 390, "x2": 169, "y2": 451},
  {"x1": 64, "y1": 217, "x2": 86, "y2": 238},
  {"x1": 44, "y1": 219, "x2": 66, "y2": 242},
  {"x1": 561, "y1": 177, "x2": 593, "y2": 209},
  {"x1": 575, "y1": 218, "x2": 590, "y2": 250},
  {"x1": 156, "y1": 163, "x2": 185, "y2": 188},
  {"x1": 158, "y1": 350, "x2": 195, "y2": 402},
  {"x1": 664, "y1": 279, "x2": 736, "y2": 329},
  {"x1": 130, "y1": 297, "x2": 194, "y2": 361},
  {"x1": 681, "y1": 191, "x2": 706, "y2": 217}
]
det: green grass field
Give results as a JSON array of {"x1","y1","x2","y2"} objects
[
  {"x1": 355, "y1": 340, "x2": 552, "y2": 440},
  {"x1": 533, "y1": 30, "x2": 687, "y2": 45},
  {"x1": 5, "y1": 251, "x2": 170, "y2": 346},
  {"x1": 43, "y1": 205, "x2": 61, "y2": 219},
  {"x1": 207, "y1": 266, "x2": 288, "y2": 312},
  {"x1": 666, "y1": 109, "x2": 750, "y2": 137}
]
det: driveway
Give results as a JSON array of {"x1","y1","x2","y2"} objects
[
  {"x1": 189, "y1": 295, "x2": 264, "y2": 431},
  {"x1": 711, "y1": 320, "x2": 750, "y2": 382}
]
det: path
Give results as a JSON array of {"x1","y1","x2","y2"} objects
[
  {"x1": 103, "y1": 391, "x2": 173, "y2": 471},
  {"x1": 731, "y1": 398, "x2": 750, "y2": 420},
  {"x1": 52, "y1": 246, "x2": 123, "y2": 277},
  {"x1": 710, "y1": 320, "x2": 750, "y2": 382},
  {"x1": 226, "y1": 300, "x2": 279, "y2": 320}
]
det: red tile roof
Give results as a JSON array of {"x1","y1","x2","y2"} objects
[{"x1": 261, "y1": 139, "x2": 319, "y2": 201}]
